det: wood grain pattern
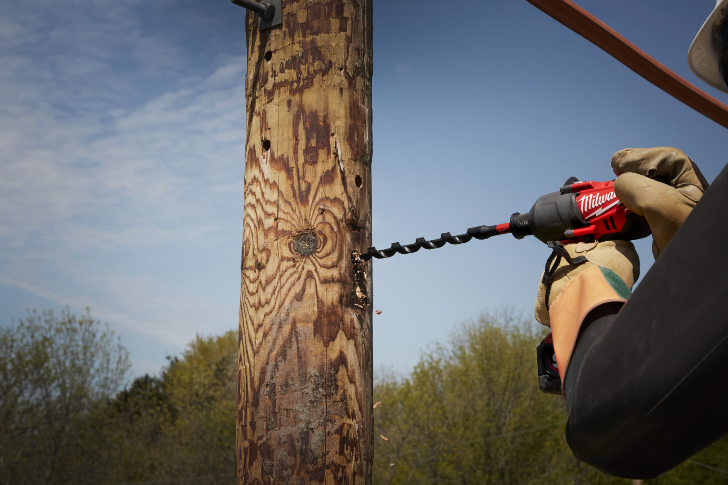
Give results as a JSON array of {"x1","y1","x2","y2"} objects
[{"x1": 237, "y1": 1, "x2": 373, "y2": 483}]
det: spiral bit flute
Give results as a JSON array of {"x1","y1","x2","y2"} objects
[{"x1": 357, "y1": 223, "x2": 513, "y2": 261}]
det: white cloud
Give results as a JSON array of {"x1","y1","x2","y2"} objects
[{"x1": 0, "y1": 0, "x2": 247, "y2": 368}]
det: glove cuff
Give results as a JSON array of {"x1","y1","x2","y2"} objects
[{"x1": 550, "y1": 265, "x2": 631, "y2": 395}]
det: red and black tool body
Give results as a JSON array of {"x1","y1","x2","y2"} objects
[
  {"x1": 359, "y1": 176, "x2": 651, "y2": 261},
  {"x1": 506, "y1": 176, "x2": 651, "y2": 244}
]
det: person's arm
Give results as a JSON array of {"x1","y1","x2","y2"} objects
[
  {"x1": 534, "y1": 147, "x2": 709, "y2": 395},
  {"x1": 535, "y1": 148, "x2": 720, "y2": 479}
]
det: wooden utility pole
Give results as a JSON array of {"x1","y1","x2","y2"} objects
[{"x1": 237, "y1": 1, "x2": 373, "y2": 483}]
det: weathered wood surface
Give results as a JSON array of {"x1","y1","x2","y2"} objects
[{"x1": 237, "y1": 1, "x2": 373, "y2": 483}]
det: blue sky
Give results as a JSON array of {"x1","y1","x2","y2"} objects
[{"x1": 1, "y1": 0, "x2": 725, "y2": 378}]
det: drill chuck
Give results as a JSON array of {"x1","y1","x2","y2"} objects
[{"x1": 509, "y1": 212, "x2": 532, "y2": 239}]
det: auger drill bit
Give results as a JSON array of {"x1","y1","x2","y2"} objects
[{"x1": 357, "y1": 223, "x2": 513, "y2": 261}]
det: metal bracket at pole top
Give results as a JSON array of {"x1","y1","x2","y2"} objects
[{"x1": 231, "y1": 0, "x2": 282, "y2": 31}]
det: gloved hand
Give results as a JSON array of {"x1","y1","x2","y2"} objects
[
  {"x1": 534, "y1": 240, "x2": 640, "y2": 326},
  {"x1": 611, "y1": 147, "x2": 709, "y2": 258},
  {"x1": 533, "y1": 240, "x2": 639, "y2": 387}
]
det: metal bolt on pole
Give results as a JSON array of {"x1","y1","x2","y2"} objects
[
  {"x1": 230, "y1": 0, "x2": 281, "y2": 30},
  {"x1": 231, "y1": 0, "x2": 274, "y2": 20}
]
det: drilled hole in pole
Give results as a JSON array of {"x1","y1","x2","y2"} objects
[
  {"x1": 262, "y1": 139, "x2": 271, "y2": 151},
  {"x1": 355, "y1": 175, "x2": 363, "y2": 188},
  {"x1": 264, "y1": 50, "x2": 272, "y2": 61}
]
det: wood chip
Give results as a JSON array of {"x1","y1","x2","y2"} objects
[
  {"x1": 389, "y1": 463, "x2": 395, "y2": 467},
  {"x1": 380, "y1": 435, "x2": 388, "y2": 442},
  {"x1": 373, "y1": 401, "x2": 381, "y2": 409},
  {"x1": 375, "y1": 310, "x2": 382, "y2": 315},
  {"x1": 355, "y1": 286, "x2": 365, "y2": 299}
]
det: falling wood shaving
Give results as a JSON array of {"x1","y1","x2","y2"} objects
[
  {"x1": 375, "y1": 310, "x2": 382, "y2": 315},
  {"x1": 390, "y1": 463, "x2": 395, "y2": 467},
  {"x1": 373, "y1": 401, "x2": 381, "y2": 409},
  {"x1": 380, "y1": 435, "x2": 388, "y2": 442}
]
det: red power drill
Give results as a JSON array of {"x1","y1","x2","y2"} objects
[
  {"x1": 358, "y1": 176, "x2": 652, "y2": 394},
  {"x1": 494, "y1": 176, "x2": 651, "y2": 244}
]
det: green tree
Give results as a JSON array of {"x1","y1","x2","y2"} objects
[
  {"x1": 157, "y1": 331, "x2": 237, "y2": 482},
  {"x1": 373, "y1": 311, "x2": 627, "y2": 485},
  {"x1": 105, "y1": 331, "x2": 237, "y2": 485},
  {"x1": 107, "y1": 374, "x2": 171, "y2": 482},
  {"x1": 0, "y1": 308, "x2": 129, "y2": 485},
  {"x1": 6, "y1": 307, "x2": 728, "y2": 484}
]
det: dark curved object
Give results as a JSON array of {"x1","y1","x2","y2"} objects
[
  {"x1": 527, "y1": 191, "x2": 584, "y2": 242},
  {"x1": 358, "y1": 224, "x2": 505, "y2": 261},
  {"x1": 563, "y1": 161, "x2": 728, "y2": 478},
  {"x1": 231, "y1": 0, "x2": 272, "y2": 18},
  {"x1": 230, "y1": 0, "x2": 281, "y2": 30}
]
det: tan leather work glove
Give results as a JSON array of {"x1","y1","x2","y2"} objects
[
  {"x1": 534, "y1": 241, "x2": 640, "y2": 384},
  {"x1": 534, "y1": 240, "x2": 640, "y2": 326},
  {"x1": 611, "y1": 147, "x2": 709, "y2": 258}
]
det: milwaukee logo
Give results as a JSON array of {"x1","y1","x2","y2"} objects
[{"x1": 579, "y1": 191, "x2": 619, "y2": 219}]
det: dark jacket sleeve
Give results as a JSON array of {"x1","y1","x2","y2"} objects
[{"x1": 563, "y1": 161, "x2": 728, "y2": 479}]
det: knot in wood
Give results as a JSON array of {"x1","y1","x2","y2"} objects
[{"x1": 294, "y1": 231, "x2": 318, "y2": 256}]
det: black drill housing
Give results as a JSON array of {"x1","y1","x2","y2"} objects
[{"x1": 510, "y1": 191, "x2": 586, "y2": 243}]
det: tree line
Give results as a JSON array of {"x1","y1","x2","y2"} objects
[{"x1": 1, "y1": 309, "x2": 726, "y2": 484}]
